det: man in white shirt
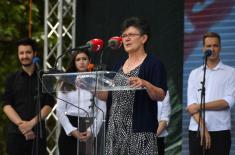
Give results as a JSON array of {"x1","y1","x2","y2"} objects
[{"x1": 187, "y1": 32, "x2": 235, "y2": 155}]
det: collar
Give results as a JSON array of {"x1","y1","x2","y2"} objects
[
  {"x1": 200, "y1": 61, "x2": 225, "y2": 71},
  {"x1": 211, "y1": 61, "x2": 225, "y2": 70},
  {"x1": 20, "y1": 68, "x2": 37, "y2": 77}
]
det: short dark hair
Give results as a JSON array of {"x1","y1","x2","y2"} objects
[
  {"x1": 121, "y1": 16, "x2": 151, "y2": 40},
  {"x1": 16, "y1": 38, "x2": 37, "y2": 51},
  {"x1": 203, "y1": 32, "x2": 221, "y2": 46}
]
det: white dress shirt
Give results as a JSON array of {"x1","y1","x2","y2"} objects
[
  {"x1": 56, "y1": 88, "x2": 106, "y2": 136},
  {"x1": 187, "y1": 61, "x2": 235, "y2": 131},
  {"x1": 157, "y1": 91, "x2": 171, "y2": 137}
]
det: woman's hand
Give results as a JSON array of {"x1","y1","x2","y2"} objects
[
  {"x1": 79, "y1": 130, "x2": 92, "y2": 142},
  {"x1": 71, "y1": 130, "x2": 92, "y2": 142},
  {"x1": 129, "y1": 77, "x2": 145, "y2": 88},
  {"x1": 156, "y1": 121, "x2": 167, "y2": 137},
  {"x1": 129, "y1": 76, "x2": 165, "y2": 101}
]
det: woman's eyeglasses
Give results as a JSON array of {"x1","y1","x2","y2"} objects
[{"x1": 121, "y1": 33, "x2": 141, "y2": 38}]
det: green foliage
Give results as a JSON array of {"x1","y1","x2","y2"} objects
[
  {"x1": 165, "y1": 78, "x2": 182, "y2": 155},
  {"x1": 0, "y1": 1, "x2": 44, "y2": 154}
]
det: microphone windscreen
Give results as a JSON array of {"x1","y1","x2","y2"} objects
[
  {"x1": 33, "y1": 56, "x2": 40, "y2": 69},
  {"x1": 108, "y1": 36, "x2": 122, "y2": 49},
  {"x1": 88, "y1": 39, "x2": 104, "y2": 52},
  {"x1": 33, "y1": 56, "x2": 40, "y2": 64},
  {"x1": 204, "y1": 49, "x2": 212, "y2": 57}
]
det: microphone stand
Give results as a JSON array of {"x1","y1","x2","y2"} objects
[
  {"x1": 52, "y1": 47, "x2": 87, "y2": 72},
  {"x1": 94, "y1": 47, "x2": 108, "y2": 71},
  {"x1": 53, "y1": 50, "x2": 72, "y2": 72},
  {"x1": 198, "y1": 55, "x2": 209, "y2": 155},
  {"x1": 90, "y1": 75, "x2": 97, "y2": 155},
  {"x1": 53, "y1": 44, "x2": 93, "y2": 72},
  {"x1": 34, "y1": 67, "x2": 43, "y2": 155},
  {"x1": 89, "y1": 47, "x2": 108, "y2": 155}
]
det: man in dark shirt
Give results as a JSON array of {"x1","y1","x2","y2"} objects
[{"x1": 2, "y1": 38, "x2": 55, "y2": 155}]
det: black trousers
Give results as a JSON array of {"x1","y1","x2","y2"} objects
[
  {"x1": 7, "y1": 133, "x2": 47, "y2": 155},
  {"x1": 189, "y1": 130, "x2": 231, "y2": 155},
  {"x1": 157, "y1": 137, "x2": 165, "y2": 155}
]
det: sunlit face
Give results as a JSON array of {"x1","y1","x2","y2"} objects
[
  {"x1": 75, "y1": 52, "x2": 90, "y2": 72},
  {"x1": 121, "y1": 26, "x2": 148, "y2": 53},
  {"x1": 18, "y1": 45, "x2": 36, "y2": 67},
  {"x1": 203, "y1": 37, "x2": 221, "y2": 62}
]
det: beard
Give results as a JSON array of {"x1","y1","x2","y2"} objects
[
  {"x1": 20, "y1": 59, "x2": 33, "y2": 67},
  {"x1": 22, "y1": 63, "x2": 33, "y2": 67},
  {"x1": 19, "y1": 58, "x2": 33, "y2": 67}
]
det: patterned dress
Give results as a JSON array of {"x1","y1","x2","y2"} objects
[{"x1": 105, "y1": 66, "x2": 158, "y2": 155}]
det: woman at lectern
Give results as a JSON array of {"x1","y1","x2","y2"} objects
[
  {"x1": 105, "y1": 17, "x2": 167, "y2": 155},
  {"x1": 56, "y1": 50, "x2": 106, "y2": 155}
]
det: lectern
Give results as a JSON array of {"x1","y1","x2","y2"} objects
[{"x1": 42, "y1": 71, "x2": 145, "y2": 155}]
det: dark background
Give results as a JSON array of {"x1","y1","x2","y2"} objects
[
  {"x1": 75, "y1": 0, "x2": 183, "y2": 95},
  {"x1": 75, "y1": 0, "x2": 183, "y2": 154}
]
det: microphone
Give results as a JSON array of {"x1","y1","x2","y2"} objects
[
  {"x1": 53, "y1": 39, "x2": 103, "y2": 71},
  {"x1": 33, "y1": 56, "x2": 40, "y2": 69},
  {"x1": 108, "y1": 36, "x2": 122, "y2": 49},
  {"x1": 204, "y1": 49, "x2": 212, "y2": 58},
  {"x1": 70, "y1": 39, "x2": 104, "y2": 52}
]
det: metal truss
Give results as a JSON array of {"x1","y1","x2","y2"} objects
[{"x1": 44, "y1": 0, "x2": 76, "y2": 154}]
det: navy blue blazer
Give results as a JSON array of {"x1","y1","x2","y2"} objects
[{"x1": 108, "y1": 53, "x2": 167, "y2": 133}]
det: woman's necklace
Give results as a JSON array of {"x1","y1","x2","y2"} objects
[{"x1": 125, "y1": 53, "x2": 146, "y2": 73}]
